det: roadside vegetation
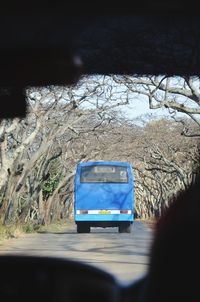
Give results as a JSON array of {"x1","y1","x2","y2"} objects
[
  {"x1": 0, "y1": 75, "x2": 200, "y2": 238},
  {"x1": 0, "y1": 222, "x2": 38, "y2": 242}
]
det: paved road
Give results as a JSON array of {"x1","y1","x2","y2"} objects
[{"x1": 0, "y1": 220, "x2": 154, "y2": 284}]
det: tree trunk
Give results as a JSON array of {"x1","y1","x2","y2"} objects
[{"x1": 38, "y1": 189, "x2": 45, "y2": 225}]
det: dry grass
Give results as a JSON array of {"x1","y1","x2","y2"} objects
[
  {"x1": 37, "y1": 220, "x2": 73, "y2": 233},
  {"x1": 0, "y1": 220, "x2": 73, "y2": 243},
  {"x1": 0, "y1": 224, "x2": 25, "y2": 242},
  {"x1": 0, "y1": 222, "x2": 42, "y2": 243}
]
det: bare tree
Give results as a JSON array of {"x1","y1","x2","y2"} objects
[{"x1": 112, "y1": 75, "x2": 200, "y2": 136}]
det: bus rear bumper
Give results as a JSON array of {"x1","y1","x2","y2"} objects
[{"x1": 74, "y1": 213, "x2": 134, "y2": 223}]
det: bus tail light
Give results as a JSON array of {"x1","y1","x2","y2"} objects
[
  {"x1": 120, "y1": 210, "x2": 129, "y2": 214},
  {"x1": 80, "y1": 210, "x2": 88, "y2": 214}
]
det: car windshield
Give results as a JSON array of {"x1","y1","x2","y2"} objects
[{"x1": 0, "y1": 11, "x2": 199, "y2": 289}]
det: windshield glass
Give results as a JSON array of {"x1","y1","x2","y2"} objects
[{"x1": 80, "y1": 165, "x2": 128, "y2": 183}]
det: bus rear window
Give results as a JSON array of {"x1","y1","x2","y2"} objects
[{"x1": 80, "y1": 165, "x2": 128, "y2": 183}]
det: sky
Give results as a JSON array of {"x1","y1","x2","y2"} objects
[{"x1": 119, "y1": 95, "x2": 173, "y2": 122}]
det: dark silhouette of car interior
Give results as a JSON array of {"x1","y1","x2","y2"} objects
[{"x1": 0, "y1": 2, "x2": 199, "y2": 302}]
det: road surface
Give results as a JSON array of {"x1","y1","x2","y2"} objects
[{"x1": 0, "y1": 220, "x2": 154, "y2": 284}]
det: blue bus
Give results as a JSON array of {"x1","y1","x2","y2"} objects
[{"x1": 74, "y1": 161, "x2": 134, "y2": 233}]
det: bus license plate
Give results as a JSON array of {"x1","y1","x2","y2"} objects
[{"x1": 98, "y1": 210, "x2": 111, "y2": 214}]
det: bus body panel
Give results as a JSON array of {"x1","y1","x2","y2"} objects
[
  {"x1": 74, "y1": 161, "x2": 134, "y2": 228},
  {"x1": 75, "y1": 182, "x2": 133, "y2": 210}
]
